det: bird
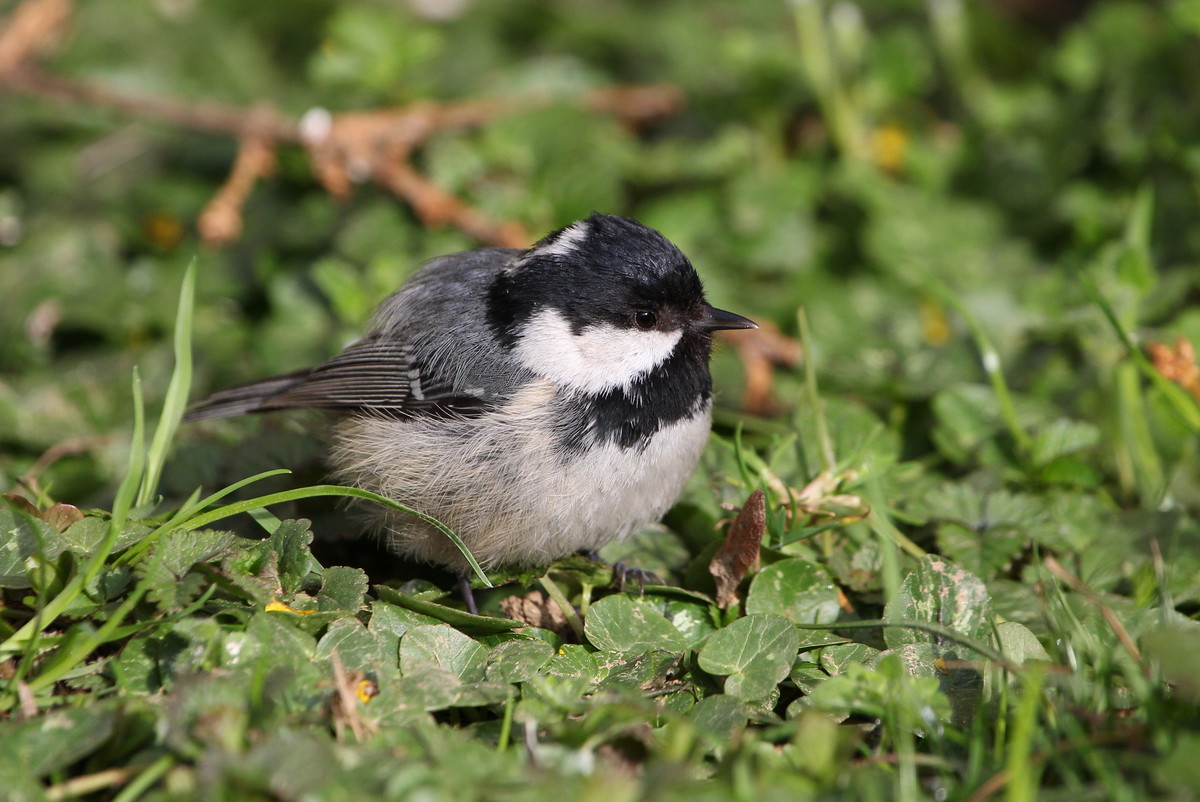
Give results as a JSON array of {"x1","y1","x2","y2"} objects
[{"x1": 185, "y1": 213, "x2": 756, "y2": 599}]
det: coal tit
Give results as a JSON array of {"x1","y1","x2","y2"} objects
[{"x1": 186, "y1": 213, "x2": 756, "y2": 574}]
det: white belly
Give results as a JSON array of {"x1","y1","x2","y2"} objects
[{"x1": 330, "y1": 381, "x2": 712, "y2": 570}]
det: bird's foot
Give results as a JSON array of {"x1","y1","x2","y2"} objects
[{"x1": 576, "y1": 550, "x2": 662, "y2": 592}]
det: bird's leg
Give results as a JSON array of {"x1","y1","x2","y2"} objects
[
  {"x1": 458, "y1": 573, "x2": 479, "y2": 615},
  {"x1": 575, "y1": 550, "x2": 662, "y2": 591}
]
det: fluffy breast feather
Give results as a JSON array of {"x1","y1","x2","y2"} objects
[{"x1": 330, "y1": 381, "x2": 712, "y2": 569}]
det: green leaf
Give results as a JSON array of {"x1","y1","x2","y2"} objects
[
  {"x1": 686, "y1": 694, "x2": 750, "y2": 744},
  {"x1": 524, "y1": 645, "x2": 605, "y2": 706},
  {"x1": 368, "y1": 600, "x2": 442, "y2": 641},
  {"x1": 593, "y1": 651, "x2": 683, "y2": 693},
  {"x1": 485, "y1": 638, "x2": 555, "y2": 684},
  {"x1": 584, "y1": 594, "x2": 687, "y2": 653},
  {"x1": 818, "y1": 642, "x2": 881, "y2": 675},
  {"x1": 159, "y1": 527, "x2": 234, "y2": 575},
  {"x1": 400, "y1": 625, "x2": 489, "y2": 682},
  {"x1": 661, "y1": 598, "x2": 719, "y2": 648},
  {"x1": 0, "y1": 705, "x2": 117, "y2": 778},
  {"x1": 697, "y1": 614, "x2": 799, "y2": 701},
  {"x1": 804, "y1": 655, "x2": 951, "y2": 723},
  {"x1": 884, "y1": 556, "x2": 992, "y2": 650},
  {"x1": 316, "y1": 618, "x2": 391, "y2": 675},
  {"x1": 790, "y1": 661, "x2": 829, "y2": 695},
  {"x1": 745, "y1": 558, "x2": 841, "y2": 625},
  {"x1": 0, "y1": 504, "x2": 59, "y2": 588},
  {"x1": 994, "y1": 620, "x2": 1050, "y2": 665},
  {"x1": 930, "y1": 384, "x2": 1005, "y2": 466},
  {"x1": 545, "y1": 644, "x2": 605, "y2": 683},
  {"x1": 923, "y1": 484, "x2": 1035, "y2": 577},
  {"x1": 317, "y1": 566, "x2": 369, "y2": 612},
  {"x1": 396, "y1": 667, "x2": 509, "y2": 711},
  {"x1": 267, "y1": 519, "x2": 318, "y2": 594},
  {"x1": 1030, "y1": 418, "x2": 1101, "y2": 467},
  {"x1": 60, "y1": 516, "x2": 147, "y2": 558}
]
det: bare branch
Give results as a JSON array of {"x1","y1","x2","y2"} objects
[
  {"x1": 0, "y1": 2, "x2": 684, "y2": 247},
  {"x1": 198, "y1": 129, "x2": 278, "y2": 247},
  {"x1": 0, "y1": 0, "x2": 72, "y2": 76}
]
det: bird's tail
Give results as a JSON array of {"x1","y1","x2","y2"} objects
[{"x1": 182, "y1": 370, "x2": 311, "y2": 422}]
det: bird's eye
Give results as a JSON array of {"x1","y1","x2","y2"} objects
[{"x1": 634, "y1": 311, "x2": 658, "y2": 330}]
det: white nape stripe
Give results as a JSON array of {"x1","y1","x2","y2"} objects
[
  {"x1": 512, "y1": 307, "x2": 682, "y2": 394},
  {"x1": 534, "y1": 220, "x2": 590, "y2": 259}
]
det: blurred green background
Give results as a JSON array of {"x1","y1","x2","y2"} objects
[
  {"x1": 5, "y1": 2, "x2": 1200, "y2": 797},
  {"x1": 2, "y1": 0, "x2": 1199, "y2": 514}
]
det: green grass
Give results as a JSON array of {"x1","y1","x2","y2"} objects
[
  {"x1": 3, "y1": 0, "x2": 1200, "y2": 799},
  {"x1": 3, "y1": 232, "x2": 1197, "y2": 799}
]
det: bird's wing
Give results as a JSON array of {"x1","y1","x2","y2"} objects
[
  {"x1": 185, "y1": 247, "x2": 527, "y2": 423},
  {"x1": 184, "y1": 333, "x2": 495, "y2": 422}
]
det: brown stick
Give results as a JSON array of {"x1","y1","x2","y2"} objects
[
  {"x1": 6, "y1": 67, "x2": 300, "y2": 141},
  {"x1": 0, "y1": 0, "x2": 72, "y2": 76},
  {"x1": 0, "y1": 1, "x2": 684, "y2": 247},
  {"x1": 376, "y1": 160, "x2": 531, "y2": 248},
  {"x1": 198, "y1": 130, "x2": 278, "y2": 246}
]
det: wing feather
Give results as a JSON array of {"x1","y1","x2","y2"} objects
[{"x1": 185, "y1": 334, "x2": 493, "y2": 421}]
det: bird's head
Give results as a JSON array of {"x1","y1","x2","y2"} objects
[{"x1": 488, "y1": 213, "x2": 755, "y2": 394}]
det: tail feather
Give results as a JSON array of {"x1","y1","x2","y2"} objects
[{"x1": 183, "y1": 370, "x2": 311, "y2": 422}]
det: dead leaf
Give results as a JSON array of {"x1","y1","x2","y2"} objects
[
  {"x1": 709, "y1": 489, "x2": 766, "y2": 609},
  {"x1": 40, "y1": 503, "x2": 83, "y2": 532},
  {"x1": 1147, "y1": 336, "x2": 1200, "y2": 404},
  {"x1": 329, "y1": 654, "x2": 377, "y2": 743},
  {"x1": 499, "y1": 590, "x2": 574, "y2": 641},
  {"x1": 2, "y1": 493, "x2": 40, "y2": 516}
]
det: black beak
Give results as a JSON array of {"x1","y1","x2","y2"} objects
[{"x1": 700, "y1": 304, "x2": 758, "y2": 332}]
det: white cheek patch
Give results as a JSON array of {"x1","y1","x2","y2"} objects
[
  {"x1": 533, "y1": 221, "x2": 590, "y2": 259},
  {"x1": 513, "y1": 307, "x2": 682, "y2": 394}
]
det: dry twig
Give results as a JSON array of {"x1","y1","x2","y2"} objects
[
  {"x1": 0, "y1": 0, "x2": 684, "y2": 247},
  {"x1": 198, "y1": 128, "x2": 278, "y2": 246},
  {"x1": 0, "y1": 0, "x2": 71, "y2": 76}
]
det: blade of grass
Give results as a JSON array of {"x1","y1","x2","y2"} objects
[
  {"x1": 110, "y1": 754, "x2": 176, "y2": 802},
  {"x1": 248, "y1": 507, "x2": 283, "y2": 533},
  {"x1": 731, "y1": 424, "x2": 757, "y2": 493},
  {"x1": 537, "y1": 574, "x2": 584, "y2": 641},
  {"x1": 138, "y1": 260, "x2": 195, "y2": 507},
  {"x1": 1080, "y1": 269, "x2": 1200, "y2": 432},
  {"x1": 797, "y1": 306, "x2": 836, "y2": 472},
  {"x1": 792, "y1": 618, "x2": 1019, "y2": 671},
  {"x1": 0, "y1": 371, "x2": 147, "y2": 658},
  {"x1": 116, "y1": 468, "x2": 292, "y2": 566},
  {"x1": 180, "y1": 484, "x2": 490, "y2": 586},
  {"x1": 1005, "y1": 665, "x2": 1046, "y2": 802},
  {"x1": 19, "y1": 583, "x2": 216, "y2": 703},
  {"x1": 863, "y1": 474, "x2": 922, "y2": 608},
  {"x1": 927, "y1": 279, "x2": 1033, "y2": 457},
  {"x1": 792, "y1": 0, "x2": 863, "y2": 160},
  {"x1": 1115, "y1": 360, "x2": 1164, "y2": 507}
]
